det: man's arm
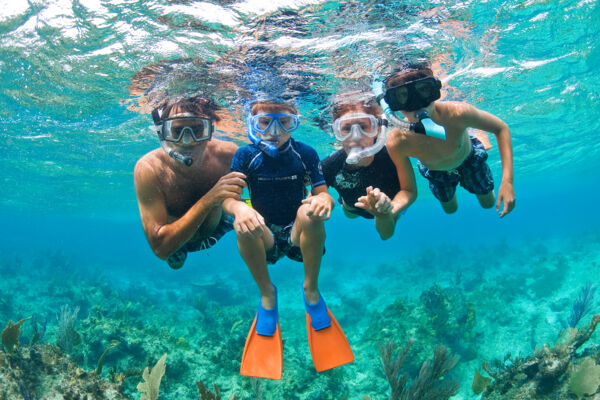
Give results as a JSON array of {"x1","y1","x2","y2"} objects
[
  {"x1": 463, "y1": 105, "x2": 516, "y2": 217},
  {"x1": 134, "y1": 160, "x2": 246, "y2": 259}
]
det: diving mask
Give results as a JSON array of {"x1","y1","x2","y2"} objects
[
  {"x1": 384, "y1": 76, "x2": 441, "y2": 112},
  {"x1": 157, "y1": 116, "x2": 213, "y2": 143},
  {"x1": 332, "y1": 114, "x2": 389, "y2": 165},
  {"x1": 249, "y1": 113, "x2": 299, "y2": 137},
  {"x1": 333, "y1": 113, "x2": 384, "y2": 142}
]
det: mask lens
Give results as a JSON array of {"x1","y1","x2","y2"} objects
[
  {"x1": 414, "y1": 80, "x2": 434, "y2": 98},
  {"x1": 255, "y1": 116, "x2": 273, "y2": 132},
  {"x1": 386, "y1": 86, "x2": 409, "y2": 111},
  {"x1": 333, "y1": 114, "x2": 378, "y2": 140},
  {"x1": 278, "y1": 115, "x2": 298, "y2": 131}
]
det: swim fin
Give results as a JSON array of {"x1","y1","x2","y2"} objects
[
  {"x1": 240, "y1": 316, "x2": 283, "y2": 380},
  {"x1": 306, "y1": 309, "x2": 354, "y2": 372}
]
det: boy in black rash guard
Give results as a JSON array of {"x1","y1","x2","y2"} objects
[
  {"x1": 321, "y1": 90, "x2": 417, "y2": 240},
  {"x1": 223, "y1": 99, "x2": 353, "y2": 378}
]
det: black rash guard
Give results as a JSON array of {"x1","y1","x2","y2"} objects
[{"x1": 321, "y1": 147, "x2": 400, "y2": 219}]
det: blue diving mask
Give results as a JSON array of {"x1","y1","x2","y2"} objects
[{"x1": 247, "y1": 112, "x2": 300, "y2": 157}]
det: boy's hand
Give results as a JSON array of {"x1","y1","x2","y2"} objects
[
  {"x1": 206, "y1": 172, "x2": 247, "y2": 207},
  {"x1": 232, "y1": 203, "x2": 267, "y2": 239},
  {"x1": 355, "y1": 186, "x2": 393, "y2": 218},
  {"x1": 497, "y1": 181, "x2": 516, "y2": 218},
  {"x1": 302, "y1": 193, "x2": 332, "y2": 221}
]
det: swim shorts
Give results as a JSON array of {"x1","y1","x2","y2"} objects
[
  {"x1": 265, "y1": 223, "x2": 326, "y2": 264},
  {"x1": 417, "y1": 136, "x2": 494, "y2": 203},
  {"x1": 167, "y1": 213, "x2": 234, "y2": 269}
]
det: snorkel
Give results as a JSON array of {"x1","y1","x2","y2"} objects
[
  {"x1": 345, "y1": 118, "x2": 389, "y2": 165},
  {"x1": 152, "y1": 108, "x2": 194, "y2": 166},
  {"x1": 372, "y1": 77, "x2": 446, "y2": 140}
]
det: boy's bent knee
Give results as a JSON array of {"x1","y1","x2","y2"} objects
[
  {"x1": 441, "y1": 198, "x2": 458, "y2": 214},
  {"x1": 477, "y1": 192, "x2": 495, "y2": 209}
]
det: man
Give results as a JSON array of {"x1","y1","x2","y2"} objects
[
  {"x1": 384, "y1": 65, "x2": 516, "y2": 217},
  {"x1": 134, "y1": 96, "x2": 246, "y2": 269}
]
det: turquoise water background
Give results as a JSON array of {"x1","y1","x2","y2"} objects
[{"x1": 1, "y1": 0, "x2": 600, "y2": 399}]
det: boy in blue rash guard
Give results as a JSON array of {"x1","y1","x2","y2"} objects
[{"x1": 223, "y1": 99, "x2": 353, "y2": 377}]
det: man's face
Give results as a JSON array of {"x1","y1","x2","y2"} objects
[{"x1": 165, "y1": 111, "x2": 213, "y2": 161}]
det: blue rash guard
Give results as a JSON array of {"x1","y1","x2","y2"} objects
[{"x1": 231, "y1": 138, "x2": 327, "y2": 226}]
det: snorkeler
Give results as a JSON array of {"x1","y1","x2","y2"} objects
[
  {"x1": 321, "y1": 88, "x2": 417, "y2": 240},
  {"x1": 380, "y1": 64, "x2": 516, "y2": 217},
  {"x1": 134, "y1": 96, "x2": 246, "y2": 269},
  {"x1": 222, "y1": 98, "x2": 353, "y2": 379}
]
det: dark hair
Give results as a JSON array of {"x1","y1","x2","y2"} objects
[
  {"x1": 250, "y1": 101, "x2": 297, "y2": 116},
  {"x1": 159, "y1": 96, "x2": 221, "y2": 122},
  {"x1": 330, "y1": 88, "x2": 382, "y2": 121},
  {"x1": 386, "y1": 62, "x2": 434, "y2": 88}
]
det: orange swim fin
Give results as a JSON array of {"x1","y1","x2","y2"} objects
[
  {"x1": 240, "y1": 316, "x2": 283, "y2": 380},
  {"x1": 306, "y1": 309, "x2": 354, "y2": 372}
]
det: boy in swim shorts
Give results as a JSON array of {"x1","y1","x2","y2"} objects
[{"x1": 383, "y1": 64, "x2": 516, "y2": 217}]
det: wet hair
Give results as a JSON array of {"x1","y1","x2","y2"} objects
[
  {"x1": 386, "y1": 62, "x2": 434, "y2": 89},
  {"x1": 250, "y1": 100, "x2": 297, "y2": 115},
  {"x1": 330, "y1": 87, "x2": 382, "y2": 121},
  {"x1": 159, "y1": 96, "x2": 221, "y2": 121}
]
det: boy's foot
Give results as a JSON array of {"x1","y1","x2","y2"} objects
[
  {"x1": 303, "y1": 289, "x2": 331, "y2": 330},
  {"x1": 256, "y1": 287, "x2": 278, "y2": 336}
]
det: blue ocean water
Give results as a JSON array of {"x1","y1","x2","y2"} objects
[{"x1": 1, "y1": 0, "x2": 600, "y2": 399}]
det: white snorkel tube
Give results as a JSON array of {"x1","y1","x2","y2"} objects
[
  {"x1": 345, "y1": 118, "x2": 389, "y2": 165},
  {"x1": 372, "y1": 77, "x2": 446, "y2": 140}
]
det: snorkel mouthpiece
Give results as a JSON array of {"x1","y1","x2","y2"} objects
[
  {"x1": 160, "y1": 140, "x2": 193, "y2": 166},
  {"x1": 415, "y1": 109, "x2": 446, "y2": 140},
  {"x1": 345, "y1": 122, "x2": 388, "y2": 165}
]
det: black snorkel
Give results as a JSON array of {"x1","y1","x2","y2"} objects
[
  {"x1": 372, "y1": 77, "x2": 446, "y2": 140},
  {"x1": 152, "y1": 108, "x2": 194, "y2": 167}
]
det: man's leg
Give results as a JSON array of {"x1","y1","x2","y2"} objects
[
  {"x1": 237, "y1": 229, "x2": 276, "y2": 309},
  {"x1": 476, "y1": 191, "x2": 496, "y2": 209},
  {"x1": 291, "y1": 203, "x2": 325, "y2": 305},
  {"x1": 440, "y1": 194, "x2": 458, "y2": 214}
]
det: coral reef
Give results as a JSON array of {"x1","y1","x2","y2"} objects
[
  {"x1": 374, "y1": 340, "x2": 459, "y2": 400},
  {"x1": 0, "y1": 342, "x2": 127, "y2": 400},
  {"x1": 482, "y1": 315, "x2": 600, "y2": 399}
]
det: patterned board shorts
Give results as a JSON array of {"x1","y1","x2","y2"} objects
[
  {"x1": 167, "y1": 213, "x2": 234, "y2": 269},
  {"x1": 265, "y1": 222, "x2": 325, "y2": 264},
  {"x1": 417, "y1": 136, "x2": 494, "y2": 203}
]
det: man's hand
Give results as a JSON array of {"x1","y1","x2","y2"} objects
[
  {"x1": 355, "y1": 186, "x2": 393, "y2": 218},
  {"x1": 497, "y1": 181, "x2": 515, "y2": 218},
  {"x1": 232, "y1": 203, "x2": 267, "y2": 239},
  {"x1": 302, "y1": 193, "x2": 332, "y2": 221},
  {"x1": 205, "y1": 172, "x2": 247, "y2": 207}
]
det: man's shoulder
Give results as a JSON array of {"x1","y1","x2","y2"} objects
[
  {"x1": 134, "y1": 149, "x2": 164, "y2": 188},
  {"x1": 208, "y1": 138, "x2": 239, "y2": 157},
  {"x1": 135, "y1": 149, "x2": 163, "y2": 176}
]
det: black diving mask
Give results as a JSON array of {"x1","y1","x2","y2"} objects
[{"x1": 384, "y1": 76, "x2": 442, "y2": 112}]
